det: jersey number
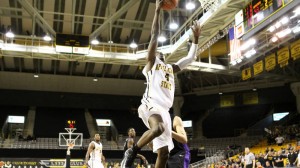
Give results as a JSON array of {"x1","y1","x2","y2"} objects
[{"x1": 165, "y1": 74, "x2": 170, "y2": 81}]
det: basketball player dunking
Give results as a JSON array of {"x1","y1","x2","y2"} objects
[
  {"x1": 120, "y1": 0, "x2": 201, "y2": 168},
  {"x1": 84, "y1": 134, "x2": 105, "y2": 168}
]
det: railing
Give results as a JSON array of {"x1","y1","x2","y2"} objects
[
  {"x1": 0, "y1": 137, "x2": 153, "y2": 151},
  {"x1": 190, "y1": 151, "x2": 225, "y2": 168}
]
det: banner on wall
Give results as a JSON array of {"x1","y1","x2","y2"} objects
[
  {"x1": 235, "y1": 10, "x2": 245, "y2": 38},
  {"x1": 277, "y1": 46, "x2": 290, "y2": 67},
  {"x1": 253, "y1": 60, "x2": 263, "y2": 76},
  {"x1": 0, "y1": 158, "x2": 84, "y2": 168},
  {"x1": 291, "y1": 39, "x2": 300, "y2": 60},
  {"x1": 243, "y1": 92, "x2": 258, "y2": 105},
  {"x1": 220, "y1": 95, "x2": 235, "y2": 107},
  {"x1": 265, "y1": 53, "x2": 276, "y2": 71},
  {"x1": 0, "y1": 158, "x2": 124, "y2": 168},
  {"x1": 242, "y1": 68, "x2": 252, "y2": 80}
]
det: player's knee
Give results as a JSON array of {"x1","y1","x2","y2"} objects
[{"x1": 151, "y1": 122, "x2": 165, "y2": 137}]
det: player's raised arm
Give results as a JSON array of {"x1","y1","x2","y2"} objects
[
  {"x1": 172, "y1": 21, "x2": 201, "y2": 73},
  {"x1": 145, "y1": 0, "x2": 163, "y2": 72}
]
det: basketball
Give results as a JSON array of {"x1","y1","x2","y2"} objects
[
  {"x1": 0, "y1": 161, "x2": 4, "y2": 167},
  {"x1": 162, "y1": 0, "x2": 178, "y2": 10}
]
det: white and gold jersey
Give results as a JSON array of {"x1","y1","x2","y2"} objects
[
  {"x1": 142, "y1": 57, "x2": 175, "y2": 110},
  {"x1": 89, "y1": 141, "x2": 103, "y2": 162}
]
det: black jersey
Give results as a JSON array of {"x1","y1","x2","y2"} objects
[{"x1": 123, "y1": 137, "x2": 135, "y2": 152}]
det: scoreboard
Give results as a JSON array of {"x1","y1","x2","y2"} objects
[
  {"x1": 55, "y1": 34, "x2": 90, "y2": 55},
  {"x1": 243, "y1": 0, "x2": 292, "y2": 32}
]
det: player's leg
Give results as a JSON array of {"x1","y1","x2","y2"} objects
[
  {"x1": 155, "y1": 145, "x2": 169, "y2": 168},
  {"x1": 136, "y1": 114, "x2": 165, "y2": 148}
]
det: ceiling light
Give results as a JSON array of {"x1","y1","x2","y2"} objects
[
  {"x1": 271, "y1": 36, "x2": 278, "y2": 42},
  {"x1": 248, "y1": 38, "x2": 256, "y2": 45},
  {"x1": 291, "y1": 8, "x2": 300, "y2": 19},
  {"x1": 43, "y1": 34, "x2": 52, "y2": 41},
  {"x1": 292, "y1": 26, "x2": 300, "y2": 33},
  {"x1": 158, "y1": 35, "x2": 167, "y2": 43},
  {"x1": 280, "y1": 17, "x2": 289, "y2": 25},
  {"x1": 91, "y1": 39, "x2": 99, "y2": 45},
  {"x1": 240, "y1": 44, "x2": 248, "y2": 51},
  {"x1": 293, "y1": 7, "x2": 300, "y2": 15},
  {"x1": 230, "y1": 61, "x2": 237, "y2": 65},
  {"x1": 93, "y1": 78, "x2": 98, "y2": 82},
  {"x1": 244, "y1": 49, "x2": 256, "y2": 58},
  {"x1": 129, "y1": 41, "x2": 138, "y2": 49},
  {"x1": 241, "y1": 38, "x2": 256, "y2": 51},
  {"x1": 33, "y1": 74, "x2": 39, "y2": 78},
  {"x1": 276, "y1": 28, "x2": 292, "y2": 38},
  {"x1": 268, "y1": 26, "x2": 276, "y2": 32},
  {"x1": 186, "y1": 2, "x2": 195, "y2": 10},
  {"x1": 219, "y1": 92, "x2": 223, "y2": 95},
  {"x1": 169, "y1": 22, "x2": 179, "y2": 30},
  {"x1": 252, "y1": 88, "x2": 257, "y2": 91},
  {"x1": 250, "y1": 49, "x2": 256, "y2": 55},
  {"x1": 5, "y1": 30, "x2": 15, "y2": 38},
  {"x1": 245, "y1": 52, "x2": 251, "y2": 58},
  {"x1": 275, "y1": 22, "x2": 281, "y2": 29}
]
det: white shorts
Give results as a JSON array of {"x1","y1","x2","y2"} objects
[
  {"x1": 88, "y1": 160, "x2": 104, "y2": 168},
  {"x1": 138, "y1": 104, "x2": 174, "y2": 153}
]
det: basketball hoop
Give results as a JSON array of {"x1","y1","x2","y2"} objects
[
  {"x1": 198, "y1": 0, "x2": 219, "y2": 12},
  {"x1": 59, "y1": 127, "x2": 83, "y2": 147}
]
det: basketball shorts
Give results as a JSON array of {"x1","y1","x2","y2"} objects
[
  {"x1": 167, "y1": 150, "x2": 191, "y2": 168},
  {"x1": 138, "y1": 104, "x2": 174, "y2": 153},
  {"x1": 88, "y1": 160, "x2": 104, "y2": 168}
]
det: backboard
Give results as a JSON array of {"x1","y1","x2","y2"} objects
[{"x1": 58, "y1": 128, "x2": 83, "y2": 147}]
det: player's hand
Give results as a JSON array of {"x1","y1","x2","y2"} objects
[{"x1": 191, "y1": 20, "x2": 201, "y2": 38}]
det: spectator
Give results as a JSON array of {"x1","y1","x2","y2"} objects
[
  {"x1": 256, "y1": 162, "x2": 263, "y2": 168},
  {"x1": 265, "y1": 147, "x2": 274, "y2": 154},
  {"x1": 273, "y1": 151, "x2": 284, "y2": 168},
  {"x1": 275, "y1": 135, "x2": 284, "y2": 146},
  {"x1": 287, "y1": 148, "x2": 297, "y2": 167},
  {"x1": 265, "y1": 161, "x2": 272, "y2": 168},
  {"x1": 295, "y1": 149, "x2": 300, "y2": 167},
  {"x1": 26, "y1": 135, "x2": 32, "y2": 141},
  {"x1": 286, "y1": 144, "x2": 293, "y2": 151},
  {"x1": 257, "y1": 153, "x2": 265, "y2": 167},
  {"x1": 264, "y1": 151, "x2": 275, "y2": 167},
  {"x1": 244, "y1": 147, "x2": 255, "y2": 168}
]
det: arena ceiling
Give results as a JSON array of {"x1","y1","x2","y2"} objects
[{"x1": 0, "y1": 0, "x2": 299, "y2": 96}]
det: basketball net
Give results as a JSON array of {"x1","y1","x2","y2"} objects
[{"x1": 198, "y1": 0, "x2": 219, "y2": 12}]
